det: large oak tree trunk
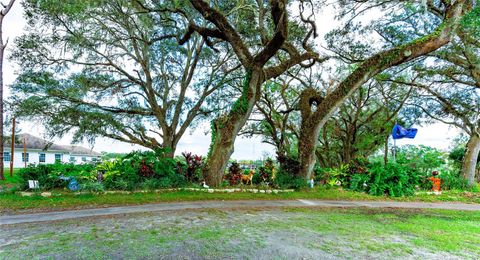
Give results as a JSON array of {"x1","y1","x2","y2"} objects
[
  {"x1": 203, "y1": 68, "x2": 263, "y2": 186},
  {"x1": 162, "y1": 134, "x2": 177, "y2": 158},
  {"x1": 298, "y1": 123, "x2": 319, "y2": 178},
  {"x1": 187, "y1": 0, "x2": 320, "y2": 186},
  {"x1": 297, "y1": 1, "x2": 469, "y2": 180},
  {"x1": 462, "y1": 134, "x2": 480, "y2": 186},
  {"x1": 297, "y1": 88, "x2": 324, "y2": 178}
]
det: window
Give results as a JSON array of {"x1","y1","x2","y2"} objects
[
  {"x1": 55, "y1": 154, "x2": 62, "y2": 163},
  {"x1": 82, "y1": 157, "x2": 87, "y2": 162},
  {"x1": 3, "y1": 152, "x2": 10, "y2": 162},
  {"x1": 22, "y1": 153, "x2": 29, "y2": 162},
  {"x1": 39, "y1": 153, "x2": 46, "y2": 163},
  {"x1": 70, "y1": 156, "x2": 76, "y2": 163}
]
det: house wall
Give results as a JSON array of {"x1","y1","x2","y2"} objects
[
  {"x1": 68, "y1": 155, "x2": 100, "y2": 164},
  {"x1": 3, "y1": 150, "x2": 100, "y2": 168}
]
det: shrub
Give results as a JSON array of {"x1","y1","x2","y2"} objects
[
  {"x1": 225, "y1": 161, "x2": 242, "y2": 185},
  {"x1": 437, "y1": 170, "x2": 469, "y2": 190},
  {"x1": 273, "y1": 170, "x2": 308, "y2": 190},
  {"x1": 18, "y1": 163, "x2": 95, "y2": 190},
  {"x1": 182, "y1": 152, "x2": 203, "y2": 182},
  {"x1": 276, "y1": 154, "x2": 300, "y2": 176},
  {"x1": 395, "y1": 145, "x2": 447, "y2": 175},
  {"x1": 349, "y1": 173, "x2": 370, "y2": 192},
  {"x1": 316, "y1": 164, "x2": 349, "y2": 187},
  {"x1": 257, "y1": 158, "x2": 275, "y2": 184},
  {"x1": 98, "y1": 159, "x2": 139, "y2": 190},
  {"x1": 350, "y1": 162, "x2": 420, "y2": 197},
  {"x1": 347, "y1": 157, "x2": 369, "y2": 175},
  {"x1": 97, "y1": 149, "x2": 186, "y2": 190},
  {"x1": 81, "y1": 182, "x2": 105, "y2": 192}
]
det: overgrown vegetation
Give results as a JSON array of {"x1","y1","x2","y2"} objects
[{"x1": 3, "y1": 144, "x2": 475, "y2": 196}]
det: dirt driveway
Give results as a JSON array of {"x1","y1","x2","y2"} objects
[{"x1": 1, "y1": 206, "x2": 479, "y2": 259}]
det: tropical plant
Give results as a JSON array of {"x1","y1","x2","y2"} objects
[
  {"x1": 256, "y1": 158, "x2": 275, "y2": 184},
  {"x1": 272, "y1": 170, "x2": 308, "y2": 190},
  {"x1": 350, "y1": 162, "x2": 420, "y2": 197},
  {"x1": 225, "y1": 161, "x2": 242, "y2": 186},
  {"x1": 182, "y1": 152, "x2": 203, "y2": 182},
  {"x1": 18, "y1": 163, "x2": 96, "y2": 190}
]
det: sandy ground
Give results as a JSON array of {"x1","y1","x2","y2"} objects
[{"x1": 1, "y1": 207, "x2": 476, "y2": 259}]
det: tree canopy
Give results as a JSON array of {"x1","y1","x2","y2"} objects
[{"x1": 8, "y1": 0, "x2": 480, "y2": 186}]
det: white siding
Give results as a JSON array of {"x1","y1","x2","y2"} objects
[{"x1": 3, "y1": 150, "x2": 100, "y2": 168}]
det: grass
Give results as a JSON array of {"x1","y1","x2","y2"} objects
[
  {"x1": 0, "y1": 168, "x2": 21, "y2": 185},
  {"x1": 1, "y1": 168, "x2": 479, "y2": 213},
  {"x1": 1, "y1": 207, "x2": 479, "y2": 258},
  {"x1": 0, "y1": 188, "x2": 373, "y2": 213},
  {"x1": 1, "y1": 187, "x2": 479, "y2": 213}
]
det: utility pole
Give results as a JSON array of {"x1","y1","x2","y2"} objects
[
  {"x1": 9, "y1": 116, "x2": 14, "y2": 176},
  {"x1": 23, "y1": 135, "x2": 26, "y2": 168},
  {"x1": 0, "y1": 0, "x2": 16, "y2": 180}
]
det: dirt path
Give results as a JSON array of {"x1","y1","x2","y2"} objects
[{"x1": 2, "y1": 199, "x2": 480, "y2": 225}]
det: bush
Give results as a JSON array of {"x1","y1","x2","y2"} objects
[
  {"x1": 317, "y1": 164, "x2": 350, "y2": 187},
  {"x1": 98, "y1": 159, "x2": 139, "y2": 191},
  {"x1": 347, "y1": 157, "x2": 369, "y2": 175},
  {"x1": 98, "y1": 149, "x2": 186, "y2": 190},
  {"x1": 225, "y1": 161, "x2": 242, "y2": 185},
  {"x1": 276, "y1": 154, "x2": 300, "y2": 177},
  {"x1": 350, "y1": 162, "x2": 420, "y2": 197},
  {"x1": 18, "y1": 163, "x2": 95, "y2": 190},
  {"x1": 182, "y1": 152, "x2": 203, "y2": 182},
  {"x1": 17, "y1": 149, "x2": 189, "y2": 191},
  {"x1": 272, "y1": 170, "x2": 308, "y2": 190},
  {"x1": 81, "y1": 182, "x2": 105, "y2": 192},
  {"x1": 257, "y1": 158, "x2": 275, "y2": 184},
  {"x1": 349, "y1": 173, "x2": 370, "y2": 192},
  {"x1": 395, "y1": 145, "x2": 447, "y2": 175},
  {"x1": 437, "y1": 170, "x2": 469, "y2": 190}
]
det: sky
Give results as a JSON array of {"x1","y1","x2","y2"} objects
[{"x1": 2, "y1": 2, "x2": 463, "y2": 160}]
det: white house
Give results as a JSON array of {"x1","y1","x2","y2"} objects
[{"x1": 3, "y1": 134, "x2": 102, "y2": 168}]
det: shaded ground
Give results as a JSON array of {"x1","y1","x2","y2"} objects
[{"x1": 1, "y1": 207, "x2": 479, "y2": 259}]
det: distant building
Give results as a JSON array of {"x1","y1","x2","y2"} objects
[{"x1": 3, "y1": 134, "x2": 101, "y2": 168}]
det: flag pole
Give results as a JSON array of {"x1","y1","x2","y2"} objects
[
  {"x1": 393, "y1": 137, "x2": 396, "y2": 163},
  {"x1": 393, "y1": 121, "x2": 397, "y2": 163}
]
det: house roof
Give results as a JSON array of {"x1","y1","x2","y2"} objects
[{"x1": 4, "y1": 133, "x2": 101, "y2": 156}]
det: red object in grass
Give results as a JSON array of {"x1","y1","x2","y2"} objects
[{"x1": 428, "y1": 171, "x2": 441, "y2": 191}]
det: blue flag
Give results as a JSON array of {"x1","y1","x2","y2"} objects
[{"x1": 392, "y1": 124, "x2": 417, "y2": 139}]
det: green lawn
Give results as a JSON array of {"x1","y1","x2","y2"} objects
[
  {"x1": 1, "y1": 188, "x2": 479, "y2": 214},
  {"x1": 1, "y1": 207, "x2": 479, "y2": 258},
  {"x1": 1, "y1": 168, "x2": 479, "y2": 213},
  {"x1": 0, "y1": 168, "x2": 21, "y2": 185}
]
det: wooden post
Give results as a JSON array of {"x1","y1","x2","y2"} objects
[
  {"x1": 9, "y1": 116, "x2": 15, "y2": 176},
  {"x1": 23, "y1": 136, "x2": 26, "y2": 168}
]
